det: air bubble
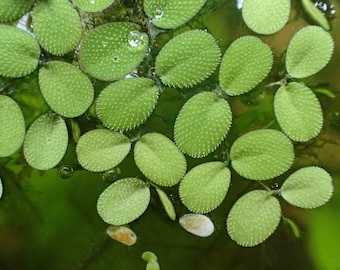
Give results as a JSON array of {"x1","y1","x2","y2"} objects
[
  {"x1": 154, "y1": 9, "x2": 164, "y2": 19},
  {"x1": 102, "y1": 167, "x2": 121, "y2": 182},
  {"x1": 58, "y1": 165, "x2": 74, "y2": 179},
  {"x1": 128, "y1": 30, "x2": 144, "y2": 47}
]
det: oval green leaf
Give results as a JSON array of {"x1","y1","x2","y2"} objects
[
  {"x1": 242, "y1": 0, "x2": 290, "y2": 35},
  {"x1": 281, "y1": 166, "x2": 333, "y2": 209},
  {"x1": 23, "y1": 112, "x2": 68, "y2": 170},
  {"x1": 97, "y1": 177, "x2": 150, "y2": 225},
  {"x1": 0, "y1": 25, "x2": 40, "y2": 78},
  {"x1": 230, "y1": 129, "x2": 294, "y2": 180},
  {"x1": 274, "y1": 82, "x2": 323, "y2": 142},
  {"x1": 32, "y1": 0, "x2": 82, "y2": 56},
  {"x1": 73, "y1": 0, "x2": 116, "y2": 12},
  {"x1": 174, "y1": 92, "x2": 232, "y2": 158},
  {"x1": 286, "y1": 26, "x2": 334, "y2": 78},
  {"x1": 227, "y1": 190, "x2": 281, "y2": 247},
  {"x1": 76, "y1": 129, "x2": 131, "y2": 172},
  {"x1": 0, "y1": 0, "x2": 34, "y2": 22},
  {"x1": 143, "y1": 0, "x2": 207, "y2": 29},
  {"x1": 39, "y1": 61, "x2": 94, "y2": 118},
  {"x1": 0, "y1": 95, "x2": 26, "y2": 157},
  {"x1": 134, "y1": 133, "x2": 187, "y2": 187},
  {"x1": 179, "y1": 162, "x2": 231, "y2": 214},
  {"x1": 155, "y1": 30, "x2": 221, "y2": 88},
  {"x1": 96, "y1": 78, "x2": 159, "y2": 131},
  {"x1": 219, "y1": 36, "x2": 273, "y2": 96},
  {"x1": 301, "y1": 0, "x2": 330, "y2": 31},
  {"x1": 156, "y1": 188, "x2": 176, "y2": 221},
  {"x1": 79, "y1": 22, "x2": 148, "y2": 81}
]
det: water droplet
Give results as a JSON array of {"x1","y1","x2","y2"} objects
[
  {"x1": 102, "y1": 167, "x2": 121, "y2": 182},
  {"x1": 154, "y1": 9, "x2": 164, "y2": 19},
  {"x1": 102, "y1": 41, "x2": 108, "y2": 47},
  {"x1": 58, "y1": 165, "x2": 73, "y2": 179},
  {"x1": 128, "y1": 30, "x2": 144, "y2": 47}
]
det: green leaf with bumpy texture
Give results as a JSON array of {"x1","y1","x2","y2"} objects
[
  {"x1": 242, "y1": 0, "x2": 290, "y2": 35},
  {"x1": 96, "y1": 78, "x2": 159, "y2": 131},
  {"x1": 79, "y1": 22, "x2": 148, "y2": 81},
  {"x1": 39, "y1": 61, "x2": 94, "y2": 118},
  {"x1": 230, "y1": 129, "x2": 294, "y2": 180},
  {"x1": 156, "y1": 188, "x2": 176, "y2": 221},
  {"x1": 134, "y1": 133, "x2": 186, "y2": 187},
  {"x1": 32, "y1": 0, "x2": 82, "y2": 56},
  {"x1": 97, "y1": 178, "x2": 150, "y2": 225},
  {"x1": 274, "y1": 82, "x2": 323, "y2": 142},
  {"x1": 155, "y1": 30, "x2": 221, "y2": 88},
  {"x1": 0, "y1": 25, "x2": 40, "y2": 78},
  {"x1": 174, "y1": 92, "x2": 232, "y2": 158},
  {"x1": 0, "y1": 95, "x2": 25, "y2": 157},
  {"x1": 23, "y1": 112, "x2": 68, "y2": 170},
  {"x1": 0, "y1": 0, "x2": 34, "y2": 22},
  {"x1": 219, "y1": 36, "x2": 273, "y2": 96},
  {"x1": 281, "y1": 166, "x2": 333, "y2": 209},
  {"x1": 73, "y1": 0, "x2": 116, "y2": 12},
  {"x1": 227, "y1": 190, "x2": 281, "y2": 247},
  {"x1": 286, "y1": 26, "x2": 334, "y2": 78},
  {"x1": 143, "y1": 0, "x2": 207, "y2": 29},
  {"x1": 179, "y1": 162, "x2": 231, "y2": 214},
  {"x1": 301, "y1": 0, "x2": 330, "y2": 31},
  {"x1": 76, "y1": 129, "x2": 130, "y2": 172}
]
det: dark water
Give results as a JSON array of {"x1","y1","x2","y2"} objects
[{"x1": 1, "y1": 0, "x2": 340, "y2": 269}]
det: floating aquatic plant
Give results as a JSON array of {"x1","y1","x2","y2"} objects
[
  {"x1": 142, "y1": 251, "x2": 160, "y2": 270},
  {"x1": 301, "y1": 0, "x2": 330, "y2": 31},
  {"x1": 156, "y1": 187, "x2": 176, "y2": 221},
  {"x1": 73, "y1": 0, "x2": 116, "y2": 12},
  {"x1": 0, "y1": 0, "x2": 34, "y2": 22}
]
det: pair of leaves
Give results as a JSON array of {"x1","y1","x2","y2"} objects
[
  {"x1": 0, "y1": 0, "x2": 34, "y2": 22},
  {"x1": 73, "y1": 0, "x2": 116, "y2": 12},
  {"x1": 227, "y1": 166, "x2": 333, "y2": 247}
]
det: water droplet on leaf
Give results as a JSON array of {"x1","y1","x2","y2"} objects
[
  {"x1": 102, "y1": 167, "x2": 121, "y2": 182},
  {"x1": 154, "y1": 9, "x2": 163, "y2": 19},
  {"x1": 128, "y1": 30, "x2": 144, "y2": 47},
  {"x1": 58, "y1": 165, "x2": 74, "y2": 179}
]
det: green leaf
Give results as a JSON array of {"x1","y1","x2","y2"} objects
[
  {"x1": 242, "y1": 0, "x2": 290, "y2": 35},
  {"x1": 23, "y1": 112, "x2": 68, "y2": 170},
  {"x1": 0, "y1": 0, "x2": 34, "y2": 22},
  {"x1": 79, "y1": 22, "x2": 148, "y2": 81},
  {"x1": 282, "y1": 216, "x2": 301, "y2": 238},
  {"x1": 301, "y1": 0, "x2": 330, "y2": 31},
  {"x1": 143, "y1": 0, "x2": 207, "y2": 29},
  {"x1": 280, "y1": 166, "x2": 333, "y2": 209},
  {"x1": 39, "y1": 61, "x2": 94, "y2": 118},
  {"x1": 106, "y1": 225, "x2": 137, "y2": 246},
  {"x1": 286, "y1": 26, "x2": 334, "y2": 78},
  {"x1": 76, "y1": 129, "x2": 131, "y2": 172},
  {"x1": 274, "y1": 82, "x2": 323, "y2": 142},
  {"x1": 230, "y1": 129, "x2": 294, "y2": 180},
  {"x1": 134, "y1": 133, "x2": 186, "y2": 187},
  {"x1": 179, "y1": 213, "x2": 214, "y2": 237},
  {"x1": 179, "y1": 162, "x2": 231, "y2": 214},
  {"x1": 32, "y1": 0, "x2": 82, "y2": 56},
  {"x1": 156, "y1": 188, "x2": 176, "y2": 221},
  {"x1": 142, "y1": 251, "x2": 160, "y2": 270},
  {"x1": 0, "y1": 25, "x2": 40, "y2": 78},
  {"x1": 96, "y1": 78, "x2": 159, "y2": 131},
  {"x1": 219, "y1": 36, "x2": 273, "y2": 96},
  {"x1": 226, "y1": 190, "x2": 281, "y2": 247},
  {"x1": 155, "y1": 30, "x2": 221, "y2": 88},
  {"x1": 73, "y1": 0, "x2": 116, "y2": 12},
  {"x1": 97, "y1": 177, "x2": 150, "y2": 225},
  {"x1": 174, "y1": 92, "x2": 232, "y2": 158},
  {"x1": 0, "y1": 95, "x2": 26, "y2": 157}
]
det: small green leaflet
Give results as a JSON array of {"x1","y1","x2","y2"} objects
[
  {"x1": 179, "y1": 162, "x2": 230, "y2": 214},
  {"x1": 219, "y1": 36, "x2": 273, "y2": 96},
  {"x1": 32, "y1": 0, "x2": 82, "y2": 56},
  {"x1": 142, "y1": 251, "x2": 160, "y2": 270},
  {"x1": 226, "y1": 190, "x2": 281, "y2": 247},
  {"x1": 301, "y1": 0, "x2": 330, "y2": 31},
  {"x1": 274, "y1": 82, "x2": 323, "y2": 142},
  {"x1": 76, "y1": 129, "x2": 131, "y2": 172},
  {"x1": 286, "y1": 26, "x2": 334, "y2": 78},
  {"x1": 97, "y1": 178, "x2": 150, "y2": 225},
  {"x1": 23, "y1": 112, "x2": 68, "y2": 170},
  {"x1": 143, "y1": 0, "x2": 207, "y2": 29},
  {"x1": 0, "y1": 0, "x2": 34, "y2": 22},
  {"x1": 39, "y1": 61, "x2": 94, "y2": 118},
  {"x1": 0, "y1": 25, "x2": 40, "y2": 78},
  {"x1": 96, "y1": 78, "x2": 159, "y2": 131},
  {"x1": 79, "y1": 22, "x2": 148, "y2": 81},
  {"x1": 0, "y1": 95, "x2": 26, "y2": 157},
  {"x1": 73, "y1": 0, "x2": 116, "y2": 12},
  {"x1": 242, "y1": 0, "x2": 290, "y2": 35},
  {"x1": 174, "y1": 92, "x2": 232, "y2": 158},
  {"x1": 230, "y1": 129, "x2": 294, "y2": 180},
  {"x1": 156, "y1": 188, "x2": 176, "y2": 221},
  {"x1": 155, "y1": 30, "x2": 221, "y2": 88},
  {"x1": 280, "y1": 166, "x2": 333, "y2": 209},
  {"x1": 134, "y1": 133, "x2": 187, "y2": 187}
]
